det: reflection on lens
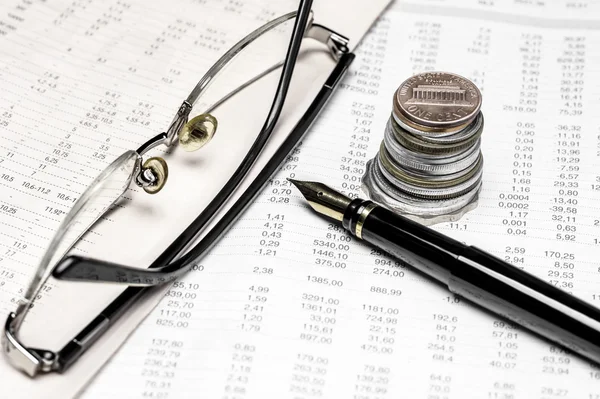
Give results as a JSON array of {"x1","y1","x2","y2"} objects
[{"x1": 23, "y1": 150, "x2": 139, "y2": 302}]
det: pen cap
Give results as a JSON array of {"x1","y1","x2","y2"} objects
[{"x1": 346, "y1": 200, "x2": 466, "y2": 285}]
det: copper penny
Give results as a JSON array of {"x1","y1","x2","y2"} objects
[{"x1": 394, "y1": 71, "x2": 482, "y2": 131}]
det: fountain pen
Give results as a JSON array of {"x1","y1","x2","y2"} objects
[{"x1": 288, "y1": 179, "x2": 600, "y2": 365}]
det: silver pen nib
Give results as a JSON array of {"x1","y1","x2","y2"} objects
[{"x1": 287, "y1": 179, "x2": 352, "y2": 221}]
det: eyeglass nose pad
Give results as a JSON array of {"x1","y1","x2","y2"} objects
[
  {"x1": 178, "y1": 113, "x2": 218, "y2": 152},
  {"x1": 142, "y1": 157, "x2": 168, "y2": 194}
]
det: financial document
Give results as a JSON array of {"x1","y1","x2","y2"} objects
[
  {"x1": 82, "y1": 1, "x2": 600, "y2": 398},
  {"x1": 2, "y1": 0, "x2": 600, "y2": 398},
  {"x1": 0, "y1": 0, "x2": 388, "y2": 397}
]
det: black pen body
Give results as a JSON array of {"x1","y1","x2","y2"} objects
[{"x1": 343, "y1": 198, "x2": 600, "y2": 365}]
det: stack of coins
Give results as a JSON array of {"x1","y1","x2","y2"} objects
[{"x1": 362, "y1": 72, "x2": 484, "y2": 225}]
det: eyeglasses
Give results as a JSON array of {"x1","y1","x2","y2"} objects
[{"x1": 3, "y1": 0, "x2": 354, "y2": 377}]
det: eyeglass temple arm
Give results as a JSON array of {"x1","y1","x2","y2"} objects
[{"x1": 306, "y1": 23, "x2": 349, "y2": 61}]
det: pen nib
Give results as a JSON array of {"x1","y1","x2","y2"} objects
[{"x1": 287, "y1": 178, "x2": 352, "y2": 221}]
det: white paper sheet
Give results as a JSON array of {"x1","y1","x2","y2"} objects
[
  {"x1": 71, "y1": 1, "x2": 600, "y2": 398},
  {"x1": 0, "y1": 0, "x2": 390, "y2": 397}
]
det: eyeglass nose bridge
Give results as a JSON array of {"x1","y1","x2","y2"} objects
[
  {"x1": 3, "y1": 313, "x2": 58, "y2": 377},
  {"x1": 134, "y1": 101, "x2": 218, "y2": 195},
  {"x1": 165, "y1": 101, "x2": 193, "y2": 146},
  {"x1": 134, "y1": 100, "x2": 194, "y2": 159}
]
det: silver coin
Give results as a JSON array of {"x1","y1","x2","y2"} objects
[
  {"x1": 383, "y1": 122, "x2": 480, "y2": 163},
  {"x1": 361, "y1": 159, "x2": 482, "y2": 225},
  {"x1": 389, "y1": 117, "x2": 482, "y2": 155},
  {"x1": 379, "y1": 146, "x2": 482, "y2": 187},
  {"x1": 375, "y1": 154, "x2": 483, "y2": 200},
  {"x1": 393, "y1": 71, "x2": 482, "y2": 131},
  {"x1": 379, "y1": 145, "x2": 482, "y2": 184},
  {"x1": 383, "y1": 132, "x2": 481, "y2": 176},
  {"x1": 392, "y1": 111, "x2": 468, "y2": 138},
  {"x1": 415, "y1": 113, "x2": 484, "y2": 145}
]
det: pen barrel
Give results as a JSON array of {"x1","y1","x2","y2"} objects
[
  {"x1": 452, "y1": 246, "x2": 600, "y2": 365},
  {"x1": 353, "y1": 202, "x2": 600, "y2": 365}
]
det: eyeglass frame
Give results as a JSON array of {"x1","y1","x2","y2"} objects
[{"x1": 3, "y1": 0, "x2": 354, "y2": 378}]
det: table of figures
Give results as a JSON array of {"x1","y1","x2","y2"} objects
[{"x1": 2, "y1": 0, "x2": 600, "y2": 398}]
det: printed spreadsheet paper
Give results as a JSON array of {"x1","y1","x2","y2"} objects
[
  {"x1": 1, "y1": 1, "x2": 600, "y2": 399},
  {"x1": 80, "y1": 2, "x2": 600, "y2": 399},
  {"x1": 85, "y1": 1, "x2": 600, "y2": 398},
  {"x1": 0, "y1": 0, "x2": 390, "y2": 398}
]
